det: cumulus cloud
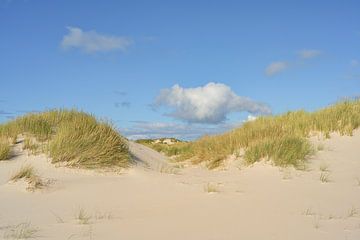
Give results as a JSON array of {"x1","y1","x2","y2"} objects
[
  {"x1": 61, "y1": 27, "x2": 132, "y2": 53},
  {"x1": 265, "y1": 61, "x2": 288, "y2": 76},
  {"x1": 153, "y1": 82, "x2": 271, "y2": 124},
  {"x1": 297, "y1": 49, "x2": 321, "y2": 59},
  {"x1": 120, "y1": 121, "x2": 240, "y2": 140}
]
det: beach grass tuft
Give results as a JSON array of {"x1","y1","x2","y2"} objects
[
  {"x1": 204, "y1": 183, "x2": 220, "y2": 193},
  {"x1": 75, "y1": 208, "x2": 92, "y2": 225},
  {"x1": 10, "y1": 165, "x2": 47, "y2": 191},
  {"x1": 0, "y1": 109, "x2": 129, "y2": 169},
  {"x1": 3, "y1": 222, "x2": 39, "y2": 239}
]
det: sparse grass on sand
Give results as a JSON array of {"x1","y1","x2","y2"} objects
[
  {"x1": 204, "y1": 183, "x2": 220, "y2": 193},
  {"x1": 0, "y1": 109, "x2": 129, "y2": 169},
  {"x1": 158, "y1": 164, "x2": 180, "y2": 174},
  {"x1": 9, "y1": 165, "x2": 46, "y2": 191},
  {"x1": 159, "y1": 100, "x2": 360, "y2": 169},
  {"x1": 303, "y1": 208, "x2": 316, "y2": 216},
  {"x1": 3, "y1": 222, "x2": 39, "y2": 239},
  {"x1": 319, "y1": 172, "x2": 331, "y2": 183},
  {"x1": 94, "y1": 211, "x2": 113, "y2": 220},
  {"x1": 319, "y1": 163, "x2": 329, "y2": 172},
  {"x1": 347, "y1": 206, "x2": 358, "y2": 217},
  {"x1": 75, "y1": 208, "x2": 92, "y2": 225}
]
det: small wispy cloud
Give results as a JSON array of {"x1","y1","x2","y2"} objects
[
  {"x1": 0, "y1": 110, "x2": 14, "y2": 120},
  {"x1": 265, "y1": 61, "x2": 288, "y2": 76},
  {"x1": 265, "y1": 49, "x2": 322, "y2": 76},
  {"x1": 351, "y1": 59, "x2": 360, "y2": 67},
  {"x1": 345, "y1": 73, "x2": 360, "y2": 80},
  {"x1": 114, "y1": 101, "x2": 131, "y2": 108},
  {"x1": 297, "y1": 49, "x2": 321, "y2": 59},
  {"x1": 153, "y1": 82, "x2": 271, "y2": 124},
  {"x1": 61, "y1": 27, "x2": 133, "y2": 53},
  {"x1": 0, "y1": 110, "x2": 12, "y2": 115}
]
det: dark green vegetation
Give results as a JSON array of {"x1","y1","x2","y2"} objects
[{"x1": 0, "y1": 110, "x2": 129, "y2": 168}]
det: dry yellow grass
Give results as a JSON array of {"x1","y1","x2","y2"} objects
[
  {"x1": 9, "y1": 165, "x2": 46, "y2": 191},
  {"x1": 203, "y1": 183, "x2": 220, "y2": 193},
  {"x1": 169, "y1": 100, "x2": 360, "y2": 169},
  {"x1": 0, "y1": 109, "x2": 129, "y2": 169},
  {"x1": 0, "y1": 141, "x2": 11, "y2": 161},
  {"x1": 3, "y1": 222, "x2": 39, "y2": 239},
  {"x1": 75, "y1": 207, "x2": 92, "y2": 224}
]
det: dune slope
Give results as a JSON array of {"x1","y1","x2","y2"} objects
[{"x1": 0, "y1": 131, "x2": 360, "y2": 239}]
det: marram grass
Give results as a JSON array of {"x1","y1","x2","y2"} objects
[
  {"x1": 49, "y1": 117, "x2": 129, "y2": 168},
  {"x1": 0, "y1": 109, "x2": 129, "y2": 169},
  {"x1": 0, "y1": 141, "x2": 11, "y2": 161},
  {"x1": 168, "y1": 100, "x2": 360, "y2": 169}
]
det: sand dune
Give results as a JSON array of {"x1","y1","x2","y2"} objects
[
  {"x1": 128, "y1": 141, "x2": 170, "y2": 170},
  {"x1": 0, "y1": 132, "x2": 360, "y2": 239}
]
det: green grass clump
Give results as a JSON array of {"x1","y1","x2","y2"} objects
[
  {"x1": 0, "y1": 109, "x2": 129, "y2": 169},
  {"x1": 244, "y1": 136, "x2": 313, "y2": 168},
  {"x1": 171, "y1": 100, "x2": 360, "y2": 169},
  {"x1": 0, "y1": 141, "x2": 11, "y2": 161}
]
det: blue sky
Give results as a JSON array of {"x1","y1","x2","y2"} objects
[{"x1": 1, "y1": 0, "x2": 360, "y2": 139}]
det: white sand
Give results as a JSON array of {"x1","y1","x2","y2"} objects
[{"x1": 0, "y1": 132, "x2": 360, "y2": 239}]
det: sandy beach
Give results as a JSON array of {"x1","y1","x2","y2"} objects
[{"x1": 0, "y1": 131, "x2": 359, "y2": 240}]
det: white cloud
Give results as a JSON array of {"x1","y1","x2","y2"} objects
[
  {"x1": 153, "y1": 82, "x2": 271, "y2": 124},
  {"x1": 265, "y1": 49, "x2": 321, "y2": 76},
  {"x1": 265, "y1": 61, "x2": 288, "y2": 76},
  {"x1": 120, "y1": 121, "x2": 240, "y2": 140},
  {"x1": 297, "y1": 49, "x2": 321, "y2": 59},
  {"x1": 61, "y1": 27, "x2": 132, "y2": 53}
]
